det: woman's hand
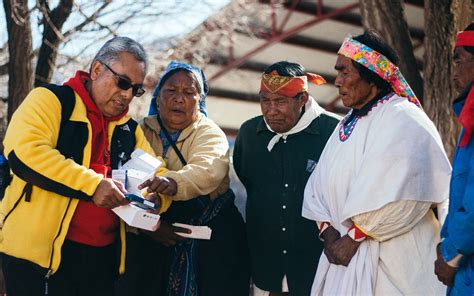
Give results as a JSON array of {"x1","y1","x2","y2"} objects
[
  {"x1": 143, "y1": 221, "x2": 191, "y2": 247},
  {"x1": 139, "y1": 176, "x2": 177, "y2": 196}
]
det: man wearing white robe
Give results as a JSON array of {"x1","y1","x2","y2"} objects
[{"x1": 302, "y1": 31, "x2": 451, "y2": 295}]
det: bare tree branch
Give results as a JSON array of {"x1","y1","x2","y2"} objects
[
  {"x1": 63, "y1": 1, "x2": 111, "y2": 39},
  {"x1": 37, "y1": 0, "x2": 65, "y2": 41},
  {"x1": 34, "y1": 0, "x2": 74, "y2": 86},
  {"x1": 2, "y1": 0, "x2": 230, "y2": 123},
  {"x1": 110, "y1": 10, "x2": 142, "y2": 30},
  {"x1": 58, "y1": 38, "x2": 108, "y2": 67},
  {"x1": 10, "y1": 0, "x2": 29, "y2": 26}
]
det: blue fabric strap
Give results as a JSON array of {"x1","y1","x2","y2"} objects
[
  {"x1": 159, "y1": 129, "x2": 181, "y2": 154},
  {"x1": 167, "y1": 189, "x2": 235, "y2": 296}
]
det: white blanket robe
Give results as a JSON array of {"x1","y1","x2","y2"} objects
[{"x1": 302, "y1": 95, "x2": 451, "y2": 296}]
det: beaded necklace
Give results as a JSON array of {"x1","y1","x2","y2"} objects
[{"x1": 338, "y1": 92, "x2": 394, "y2": 142}]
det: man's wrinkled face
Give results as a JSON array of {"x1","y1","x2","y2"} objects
[
  {"x1": 260, "y1": 91, "x2": 308, "y2": 133},
  {"x1": 334, "y1": 55, "x2": 375, "y2": 109},
  {"x1": 90, "y1": 52, "x2": 146, "y2": 117},
  {"x1": 453, "y1": 46, "x2": 474, "y2": 93}
]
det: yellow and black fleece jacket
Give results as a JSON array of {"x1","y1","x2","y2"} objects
[{"x1": 0, "y1": 84, "x2": 155, "y2": 276}]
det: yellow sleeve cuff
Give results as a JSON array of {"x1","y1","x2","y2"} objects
[
  {"x1": 155, "y1": 157, "x2": 172, "y2": 213},
  {"x1": 158, "y1": 195, "x2": 173, "y2": 213},
  {"x1": 156, "y1": 165, "x2": 168, "y2": 177}
]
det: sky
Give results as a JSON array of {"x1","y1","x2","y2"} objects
[{"x1": 0, "y1": 0, "x2": 231, "y2": 57}]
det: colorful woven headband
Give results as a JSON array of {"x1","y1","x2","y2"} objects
[
  {"x1": 338, "y1": 37, "x2": 421, "y2": 107},
  {"x1": 455, "y1": 31, "x2": 474, "y2": 48},
  {"x1": 260, "y1": 70, "x2": 326, "y2": 98}
]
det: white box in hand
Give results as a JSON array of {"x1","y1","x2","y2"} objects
[
  {"x1": 112, "y1": 149, "x2": 162, "y2": 193},
  {"x1": 120, "y1": 149, "x2": 162, "y2": 173},
  {"x1": 173, "y1": 223, "x2": 212, "y2": 240},
  {"x1": 111, "y1": 149, "x2": 163, "y2": 230},
  {"x1": 113, "y1": 204, "x2": 160, "y2": 231},
  {"x1": 112, "y1": 169, "x2": 151, "y2": 196}
]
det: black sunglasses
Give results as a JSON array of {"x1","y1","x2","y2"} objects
[{"x1": 100, "y1": 62, "x2": 145, "y2": 97}]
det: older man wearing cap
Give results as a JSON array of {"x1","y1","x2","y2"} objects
[
  {"x1": 302, "y1": 31, "x2": 452, "y2": 295},
  {"x1": 233, "y1": 61, "x2": 339, "y2": 296},
  {"x1": 435, "y1": 22, "x2": 474, "y2": 295}
]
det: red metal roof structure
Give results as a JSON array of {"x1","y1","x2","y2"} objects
[{"x1": 152, "y1": 0, "x2": 425, "y2": 136}]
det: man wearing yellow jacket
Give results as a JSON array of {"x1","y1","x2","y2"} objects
[{"x1": 1, "y1": 37, "x2": 155, "y2": 296}]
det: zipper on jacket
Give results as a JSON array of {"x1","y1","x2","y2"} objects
[
  {"x1": 3, "y1": 183, "x2": 31, "y2": 224},
  {"x1": 23, "y1": 183, "x2": 33, "y2": 202},
  {"x1": 46, "y1": 198, "x2": 72, "y2": 279},
  {"x1": 44, "y1": 269, "x2": 52, "y2": 295}
]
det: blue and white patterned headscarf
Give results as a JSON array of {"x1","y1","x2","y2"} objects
[{"x1": 148, "y1": 60, "x2": 208, "y2": 116}]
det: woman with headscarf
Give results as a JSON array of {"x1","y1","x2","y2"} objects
[{"x1": 116, "y1": 61, "x2": 250, "y2": 296}]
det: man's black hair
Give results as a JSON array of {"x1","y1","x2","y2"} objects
[
  {"x1": 352, "y1": 31, "x2": 399, "y2": 94},
  {"x1": 264, "y1": 61, "x2": 306, "y2": 77},
  {"x1": 462, "y1": 22, "x2": 474, "y2": 55}
]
